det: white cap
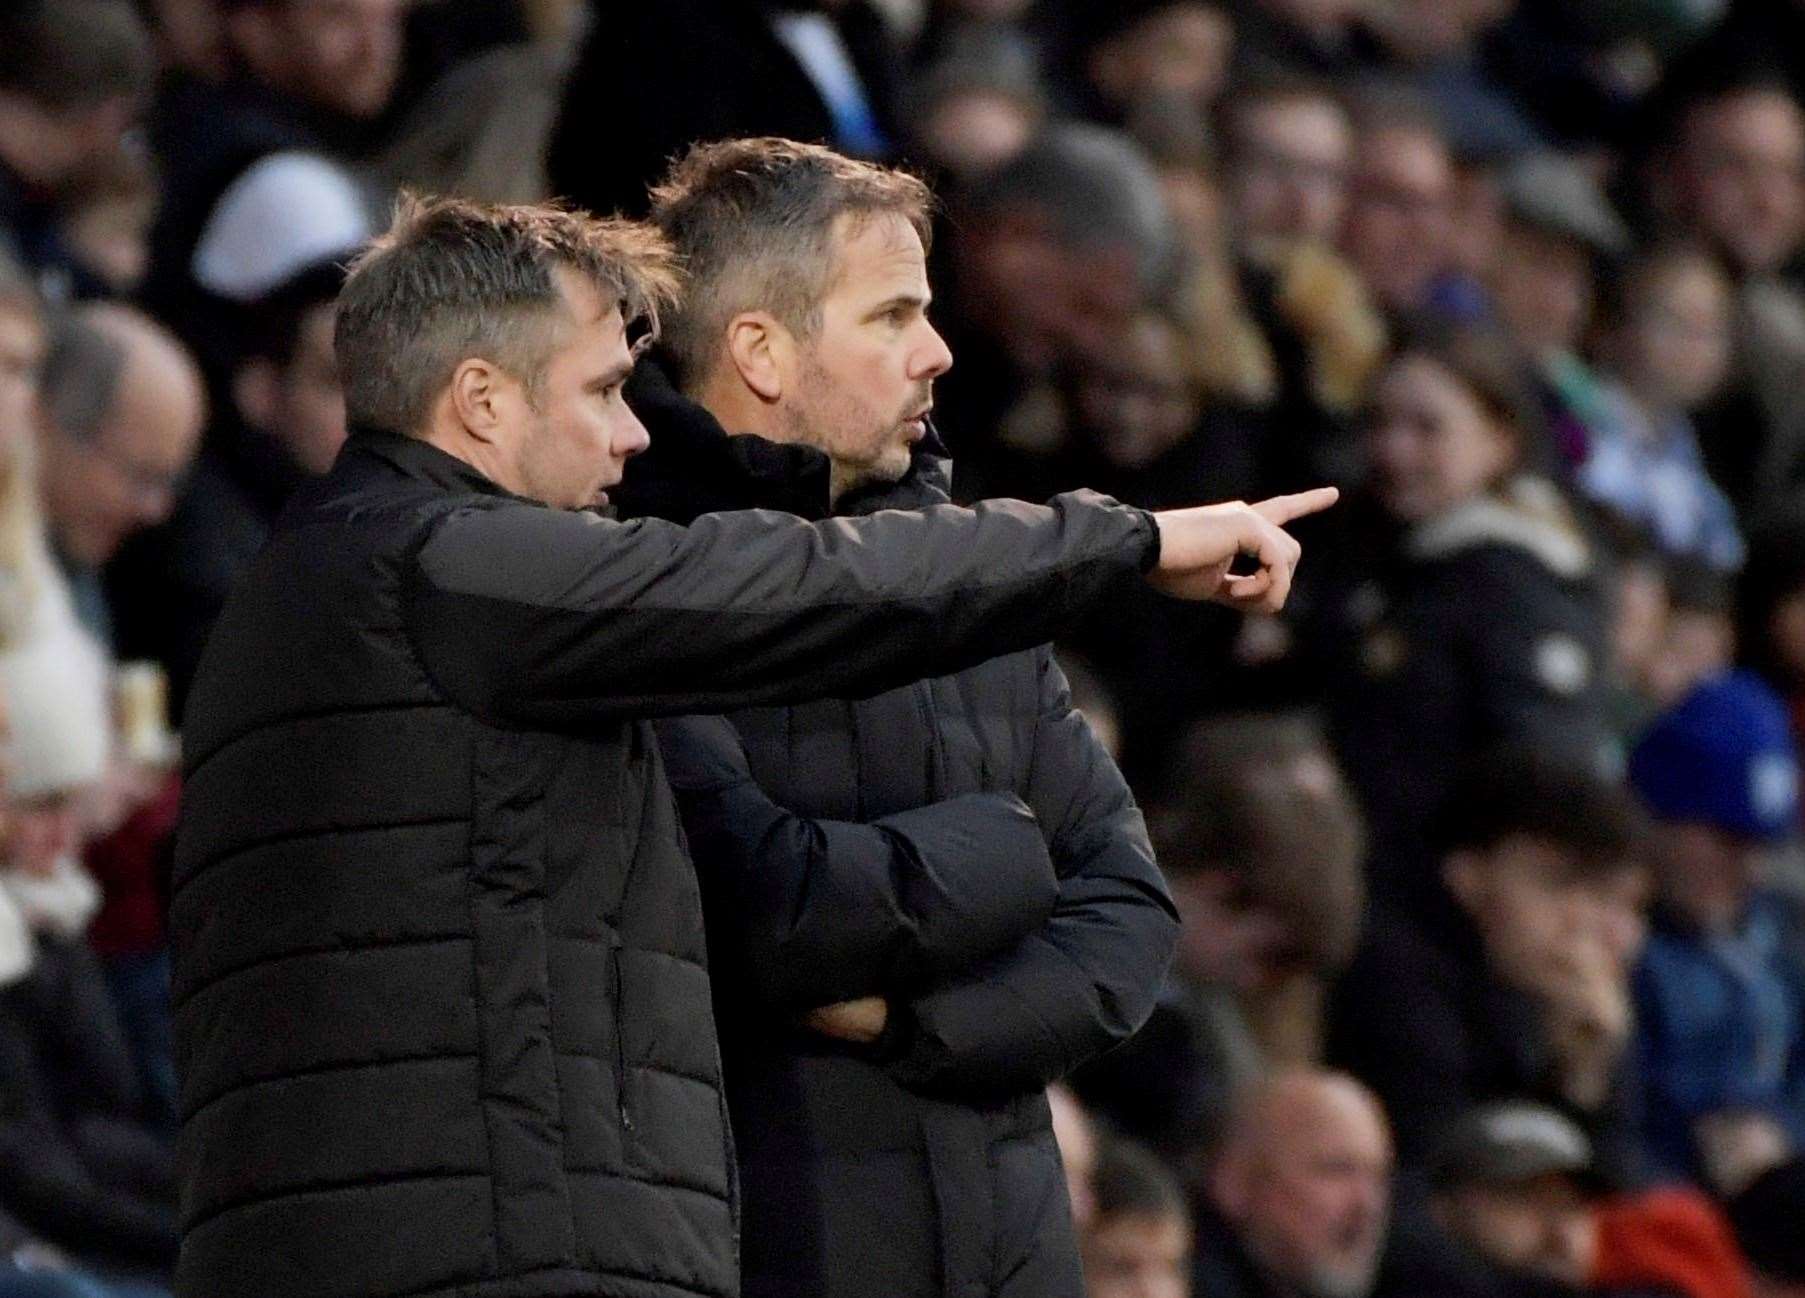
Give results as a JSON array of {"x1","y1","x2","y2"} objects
[{"x1": 192, "y1": 150, "x2": 375, "y2": 303}]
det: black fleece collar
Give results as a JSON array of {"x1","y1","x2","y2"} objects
[
  {"x1": 617, "y1": 357, "x2": 953, "y2": 524},
  {"x1": 339, "y1": 426, "x2": 533, "y2": 503}
]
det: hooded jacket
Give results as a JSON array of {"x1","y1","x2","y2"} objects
[
  {"x1": 170, "y1": 427, "x2": 1158, "y2": 1298},
  {"x1": 618, "y1": 368, "x2": 1178, "y2": 1298}
]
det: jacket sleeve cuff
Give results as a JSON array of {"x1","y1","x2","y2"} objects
[{"x1": 1134, "y1": 507, "x2": 1161, "y2": 572}]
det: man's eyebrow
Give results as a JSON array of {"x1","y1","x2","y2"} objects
[
  {"x1": 865, "y1": 291, "x2": 932, "y2": 318},
  {"x1": 592, "y1": 360, "x2": 635, "y2": 388}
]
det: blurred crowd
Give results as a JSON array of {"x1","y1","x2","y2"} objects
[{"x1": 1, "y1": 0, "x2": 1804, "y2": 1295}]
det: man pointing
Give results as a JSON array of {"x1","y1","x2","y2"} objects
[{"x1": 170, "y1": 194, "x2": 1331, "y2": 1298}]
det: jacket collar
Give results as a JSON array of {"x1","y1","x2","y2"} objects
[
  {"x1": 339, "y1": 426, "x2": 533, "y2": 503},
  {"x1": 616, "y1": 357, "x2": 953, "y2": 523}
]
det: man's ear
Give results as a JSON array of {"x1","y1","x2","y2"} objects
[
  {"x1": 232, "y1": 357, "x2": 280, "y2": 434},
  {"x1": 448, "y1": 357, "x2": 508, "y2": 442},
  {"x1": 724, "y1": 312, "x2": 789, "y2": 403}
]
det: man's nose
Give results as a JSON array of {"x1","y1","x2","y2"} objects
[
  {"x1": 912, "y1": 322, "x2": 954, "y2": 381},
  {"x1": 618, "y1": 409, "x2": 652, "y2": 458}
]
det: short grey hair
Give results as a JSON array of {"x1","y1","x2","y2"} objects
[
  {"x1": 648, "y1": 138, "x2": 936, "y2": 392},
  {"x1": 335, "y1": 194, "x2": 682, "y2": 437},
  {"x1": 42, "y1": 312, "x2": 127, "y2": 442},
  {"x1": 963, "y1": 124, "x2": 1177, "y2": 294}
]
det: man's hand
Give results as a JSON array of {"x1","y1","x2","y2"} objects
[
  {"x1": 1148, "y1": 488, "x2": 1339, "y2": 611},
  {"x1": 803, "y1": 996, "x2": 889, "y2": 1044}
]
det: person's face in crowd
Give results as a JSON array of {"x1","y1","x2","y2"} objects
[
  {"x1": 1366, "y1": 353, "x2": 1516, "y2": 523},
  {"x1": 38, "y1": 331, "x2": 205, "y2": 566},
  {"x1": 1435, "y1": 1174, "x2": 1594, "y2": 1286},
  {"x1": 1643, "y1": 605, "x2": 1734, "y2": 706},
  {"x1": 229, "y1": 0, "x2": 409, "y2": 121},
  {"x1": 64, "y1": 191, "x2": 155, "y2": 295},
  {"x1": 1611, "y1": 257, "x2": 1733, "y2": 413},
  {"x1": 0, "y1": 95, "x2": 139, "y2": 192},
  {"x1": 918, "y1": 90, "x2": 1038, "y2": 181},
  {"x1": 1215, "y1": 1079, "x2": 1394, "y2": 1298},
  {"x1": 504, "y1": 271, "x2": 649, "y2": 512},
  {"x1": 1088, "y1": 5, "x2": 1234, "y2": 115},
  {"x1": 1673, "y1": 90, "x2": 1805, "y2": 277},
  {"x1": 1491, "y1": 224, "x2": 1595, "y2": 359},
  {"x1": 0, "y1": 304, "x2": 45, "y2": 450},
  {"x1": 1609, "y1": 558, "x2": 1668, "y2": 690},
  {"x1": 1653, "y1": 821, "x2": 1759, "y2": 935},
  {"x1": 1226, "y1": 96, "x2": 1354, "y2": 258},
  {"x1": 1444, "y1": 834, "x2": 1650, "y2": 987},
  {"x1": 1159, "y1": 164, "x2": 1223, "y2": 257},
  {"x1": 1342, "y1": 126, "x2": 1455, "y2": 313},
  {"x1": 5, "y1": 791, "x2": 82, "y2": 879},
  {"x1": 1072, "y1": 314, "x2": 1200, "y2": 470},
  {"x1": 777, "y1": 212, "x2": 953, "y2": 501},
  {"x1": 1447, "y1": 165, "x2": 1503, "y2": 282},
  {"x1": 959, "y1": 212, "x2": 1143, "y2": 372},
  {"x1": 1050, "y1": 1083, "x2": 1101, "y2": 1231},
  {"x1": 150, "y1": 0, "x2": 229, "y2": 77},
  {"x1": 235, "y1": 301, "x2": 347, "y2": 476},
  {"x1": 1084, "y1": 1210, "x2": 1193, "y2": 1298}
]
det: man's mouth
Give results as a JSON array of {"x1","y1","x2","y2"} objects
[{"x1": 903, "y1": 406, "x2": 933, "y2": 440}]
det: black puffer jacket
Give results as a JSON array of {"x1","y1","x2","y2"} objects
[
  {"x1": 618, "y1": 374, "x2": 1177, "y2": 1298},
  {"x1": 170, "y1": 430, "x2": 1159, "y2": 1298}
]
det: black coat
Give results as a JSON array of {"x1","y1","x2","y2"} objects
[
  {"x1": 618, "y1": 373, "x2": 1177, "y2": 1298},
  {"x1": 0, "y1": 936, "x2": 178, "y2": 1269},
  {"x1": 170, "y1": 429, "x2": 1157, "y2": 1298},
  {"x1": 1308, "y1": 482, "x2": 1610, "y2": 911}
]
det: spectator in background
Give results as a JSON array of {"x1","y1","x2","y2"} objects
[
  {"x1": 1644, "y1": 75, "x2": 1805, "y2": 521},
  {"x1": 57, "y1": 145, "x2": 158, "y2": 298},
  {"x1": 1341, "y1": 97, "x2": 1458, "y2": 319},
  {"x1": 1079, "y1": 713, "x2": 1365, "y2": 1166},
  {"x1": 1328, "y1": 750, "x2": 1652, "y2": 1181},
  {"x1": 1310, "y1": 324, "x2": 1610, "y2": 903},
  {"x1": 0, "y1": 0, "x2": 156, "y2": 300},
  {"x1": 1198, "y1": 1070, "x2": 1394, "y2": 1298},
  {"x1": 1059, "y1": 1, "x2": 1235, "y2": 131},
  {"x1": 547, "y1": 0, "x2": 902, "y2": 220},
  {"x1": 1488, "y1": 152, "x2": 1632, "y2": 469},
  {"x1": 1644, "y1": 561, "x2": 1737, "y2": 711},
  {"x1": 1357, "y1": 0, "x2": 1542, "y2": 158},
  {"x1": 903, "y1": 27, "x2": 1046, "y2": 185},
  {"x1": 1082, "y1": 1141, "x2": 1194, "y2": 1298},
  {"x1": 934, "y1": 124, "x2": 1175, "y2": 500},
  {"x1": 1581, "y1": 245, "x2": 1744, "y2": 572},
  {"x1": 0, "y1": 613, "x2": 178, "y2": 1280},
  {"x1": 33, "y1": 304, "x2": 206, "y2": 648},
  {"x1": 1628, "y1": 672, "x2": 1805, "y2": 1191},
  {"x1": 1430, "y1": 1102, "x2": 1752, "y2": 1298},
  {"x1": 1216, "y1": 77, "x2": 1386, "y2": 493},
  {"x1": 143, "y1": 0, "x2": 395, "y2": 379},
  {"x1": 108, "y1": 262, "x2": 344, "y2": 713}
]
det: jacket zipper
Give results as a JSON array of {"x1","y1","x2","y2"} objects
[{"x1": 612, "y1": 943, "x2": 634, "y2": 1132}]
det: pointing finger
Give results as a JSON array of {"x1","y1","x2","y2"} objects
[{"x1": 1252, "y1": 486, "x2": 1340, "y2": 526}]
